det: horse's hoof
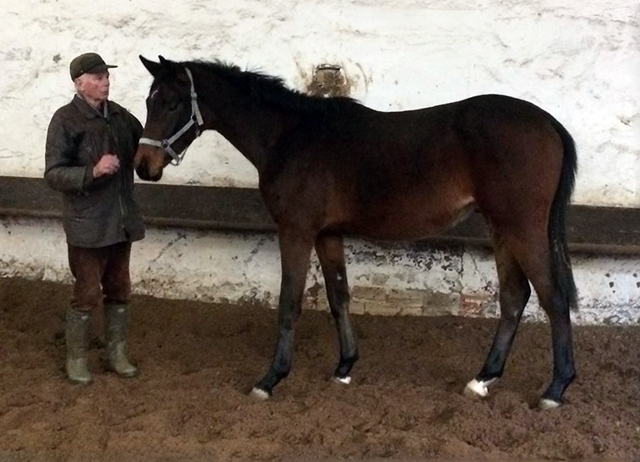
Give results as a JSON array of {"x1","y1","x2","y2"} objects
[
  {"x1": 332, "y1": 375, "x2": 351, "y2": 385},
  {"x1": 538, "y1": 398, "x2": 562, "y2": 410},
  {"x1": 463, "y1": 378, "x2": 495, "y2": 399},
  {"x1": 249, "y1": 387, "x2": 270, "y2": 400}
]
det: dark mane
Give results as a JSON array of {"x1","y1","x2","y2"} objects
[{"x1": 183, "y1": 60, "x2": 358, "y2": 116}]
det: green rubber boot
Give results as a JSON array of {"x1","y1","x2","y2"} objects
[
  {"x1": 65, "y1": 308, "x2": 93, "y2": 385},
  {"x1": 105, "y1": 304, "x2": 138, "y2": 378}
]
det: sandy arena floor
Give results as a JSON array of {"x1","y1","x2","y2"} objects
[{"x1": 1, "y1": 277, "x2": 639, "y2": 461}]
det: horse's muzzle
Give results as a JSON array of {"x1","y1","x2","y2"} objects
[
  {"x1": 134, "y1": 146, "x2": 165, "y2": 182},
  {"x1": 135, "y1": 160, "x2": 163, "y2": 182}
]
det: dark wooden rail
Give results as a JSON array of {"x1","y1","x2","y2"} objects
[{"x1": 1, "y1": 176, "x2": 639, "y2": 254}]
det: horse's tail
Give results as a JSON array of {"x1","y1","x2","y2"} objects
[{"x1": 549, "y1": 118, "x2": 578, "y2": 311}]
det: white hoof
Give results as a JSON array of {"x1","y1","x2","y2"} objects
[
  {"x1": 332, "y1": 375, "x2": 351, "y2": 385},
  {"x1": 538, "y1": 398, "x2": 562, "y2": 410},
  {"x1": 463, "y1": 378, "x2": 496, "y2": 399},
  {"x1": 249, "y1": 387, "x2": 270, "y2": 400}
]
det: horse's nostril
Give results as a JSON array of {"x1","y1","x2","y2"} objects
[{"x1": 136, "y1": 163, "x2": 148, "y2": 180}]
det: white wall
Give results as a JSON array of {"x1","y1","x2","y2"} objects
[
  {"x1": 1, "y1": 217, "x2": 639, "y2": 325},
  {"x1": 1, "y1": 1, "x2": 639, "y2": 324},
  {"x1": 1, "y1": 0, "x2": 638, "y2": 205}
]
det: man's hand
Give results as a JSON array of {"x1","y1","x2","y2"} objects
[{"x1": 92, "y1": 154, "x2": 120, "y2": 178}]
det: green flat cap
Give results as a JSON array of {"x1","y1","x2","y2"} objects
[{"x1": 70, "y1": 52, "x2": 117, "y2": 80}]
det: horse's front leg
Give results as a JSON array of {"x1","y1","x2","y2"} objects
[
  {"x1": 315, "y1": 234, "x2": 358, "y2": 384},
  {"x1": 251, "y1": 229, "x2": 314, "y2": 399}
]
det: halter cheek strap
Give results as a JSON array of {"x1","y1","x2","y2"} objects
[{"x1": 139, "y1": 67, "x2": 204, "y2": 166}]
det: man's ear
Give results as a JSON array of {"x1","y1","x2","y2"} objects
[{"x1": 72, "y1": 75, "x2": 83, "y2": 90}]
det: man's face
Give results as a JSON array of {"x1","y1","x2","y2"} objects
[{"x1": 75, "y1": 71, "x2": 110, "y2": 103}]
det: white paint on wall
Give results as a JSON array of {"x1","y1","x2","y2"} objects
[
  {"x1": 0, "y1": 1, "x2": 638, "y2": 325},
  {"x1": 0, "y1": 0, "x2": 638, "y2": 206}
]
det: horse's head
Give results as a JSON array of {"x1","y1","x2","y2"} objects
[{"x1": 135, "y1": 55, "x2": 204, "y2": 181}]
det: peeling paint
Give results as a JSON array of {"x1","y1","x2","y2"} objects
[{"x1": 1, "y1": 217, "x2": 638, "y2": 326}]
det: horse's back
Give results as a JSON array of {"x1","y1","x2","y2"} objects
[{"x1": 266, "y1": 94, "x2": 567, "y2": 239}]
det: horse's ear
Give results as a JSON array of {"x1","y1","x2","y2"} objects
[
  {"x1": 139, "y1": 55, "x2": 161, "y2": 76},
  {"x1": 157, "y1": 55, "x2": 179, "y2": 76}
]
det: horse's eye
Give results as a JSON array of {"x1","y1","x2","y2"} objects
[{"x1": 168, "y1": 101, "x2": 180, "y2": 112}]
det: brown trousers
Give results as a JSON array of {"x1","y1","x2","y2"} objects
[{"x1": 68, "y1": 241, "x2": 132, "y2": 312}]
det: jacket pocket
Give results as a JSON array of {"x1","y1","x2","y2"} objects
[{"x1": 66, "y1": 190, "x2": 103, "y2": 217}]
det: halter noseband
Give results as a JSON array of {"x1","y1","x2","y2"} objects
[{"x1": 139, "y1": 67, "x2": 204, "y2": 166}]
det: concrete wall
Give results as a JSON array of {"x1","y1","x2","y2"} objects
[
  {"x1": 1, "y1": 0, "x2": 639, "y2": 324},
  {"x1": 2, "y1": 217, "x2": 639, "y2": 325}
]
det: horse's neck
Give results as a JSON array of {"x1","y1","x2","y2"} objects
[{"x1": 201, "y1": 83, "x2": 292, "y2": 175}]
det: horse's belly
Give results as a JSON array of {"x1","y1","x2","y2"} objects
[{"x1": 341, "y1": 197, "x2": 477, "y2": 241}]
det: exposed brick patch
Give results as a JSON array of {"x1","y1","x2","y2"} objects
[
  {"x1": 460, "y1": 292, "x2": 493, "y2": 317},
  {"x1": 352, "y1": 285, "x2": 387, "y2": 302},
  {"x1": 399, "y1": 306, "x2": 423, "y2": 316},
  {"x1": 424, "y1": 292, "x2": 460, "y2": 316},
  {"x1": 303, "y1": 284, "x2": 468, "y2": 318},
  {"x1": 364, "y1": 300, "x2": 401, "y2": 316},
  {"x1": 388, "y1": 288, "x2": 424, "y2": 304},
  {"x1": 350, "y1": 300, "x2": 366, "y2": 315}
]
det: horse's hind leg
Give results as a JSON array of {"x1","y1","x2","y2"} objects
[
  {"x1": 315, "y1": 234, "x2": 359, "y2": 383},
  {"x1": 251, "y1": 228, "x2": 314, "y2": 399},
  {"x1": 487, "y1": 227, "x2": 575, "y2": 409},
  {"x1": 465, "y1": 232, "x2": 531, "y2": 399}
]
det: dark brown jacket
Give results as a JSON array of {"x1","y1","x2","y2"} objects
[{"x1": 44, "y1": 95, "x2": 145, "y2": 248}]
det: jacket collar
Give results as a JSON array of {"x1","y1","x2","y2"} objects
[{"x1": 72, "y1": 94, "x2": 120, "y2": 120}]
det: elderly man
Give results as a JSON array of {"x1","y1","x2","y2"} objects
[{"x1": 44, "y1": 52, "x2": 145, "y2": 385}]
